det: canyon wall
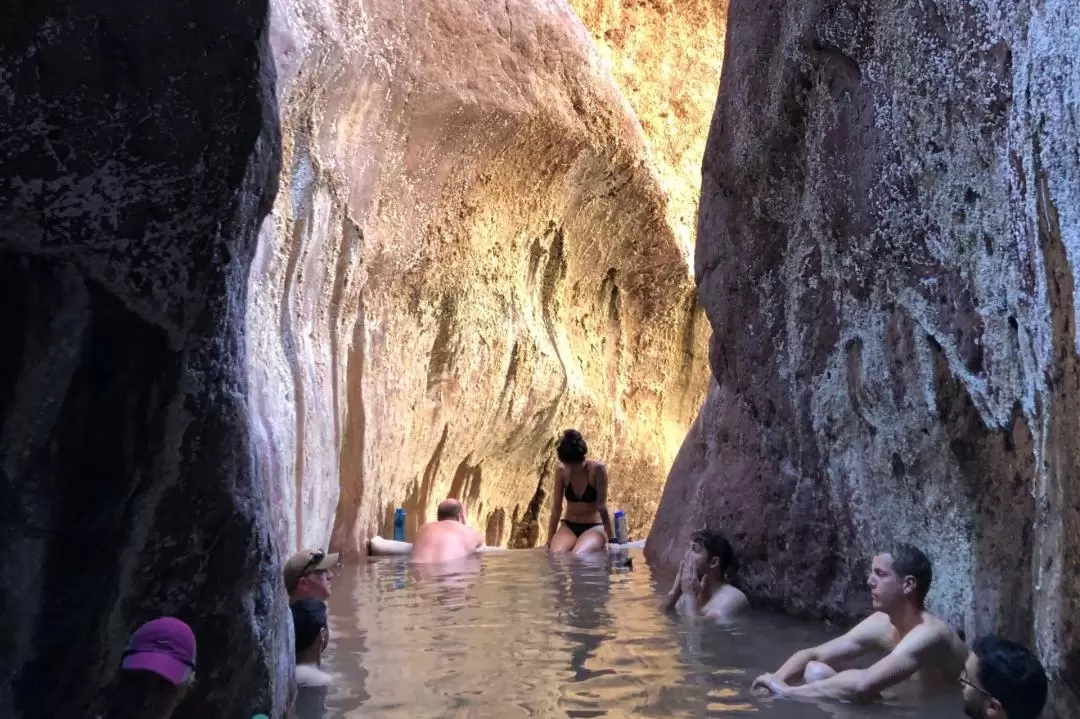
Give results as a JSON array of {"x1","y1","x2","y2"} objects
[
  {"x1": 251, "y1": 0, "x2": 713, "y2": 555},
  {"x1": 0, "y1": 1, "x2": 291, "y2": 718},
  {"x1": 647, "y1": 0, "x2": 1079, "y2": 713},
  {"x1": 568, "y1": 0, "x2": 729, "y2": 257}
]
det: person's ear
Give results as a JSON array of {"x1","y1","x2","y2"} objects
[
  {"x1": 984, "y1": 697, "x2": 1004, "y2": 718},
  {"x1": 902, "y1": 575, "x2": 916, "y2": 596},
  {"x1": 319, "y1": 627, "x2": 329, "y2": 650},
  {"x1": 709, "y1": 556, "x2": 720, "y2": 569}
]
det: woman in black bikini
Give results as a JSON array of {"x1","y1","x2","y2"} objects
[{"x1": 546, "y1": 429, "x2": 613, "y2": 553}]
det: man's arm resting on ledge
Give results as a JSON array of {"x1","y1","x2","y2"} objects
[{"x1": 771, "y1": 629, "x2": 926, "y2": 702}]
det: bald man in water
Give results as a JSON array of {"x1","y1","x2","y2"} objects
[{"x1": 410, "y1": 499, "x2": 485, "y2": 564}]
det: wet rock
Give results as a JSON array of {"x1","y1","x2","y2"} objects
[
  {"x1": 0, "y1": 2, "x2": 290, "y2": 718},
  {"x1": 252, "y1": 0, "x2": 711, "y2": 554},
  {"x1": 647, "y1": 0, "x2": 1080, "y2": 713}
]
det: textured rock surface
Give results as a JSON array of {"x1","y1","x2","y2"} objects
[
  {"x1": 647, "y1": 0, "x2": 1079, "y2": 712},
  {"x1": 567, "y1": 0, "x2": 728, "y2": 256},
  {"x1": 252, "y1": 0, "x2": 711, "y2": 554},
  {"x1": 0, "y1": 2, "x2": 291, "y2": 718}
]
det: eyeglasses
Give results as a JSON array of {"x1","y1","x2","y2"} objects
[{"x1": 959, "y1": 672, "x2": 995, "y2": 701}]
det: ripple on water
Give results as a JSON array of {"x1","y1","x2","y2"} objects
[{"x1": 321, "y1": 550, "x2": 960, "y2": 718}]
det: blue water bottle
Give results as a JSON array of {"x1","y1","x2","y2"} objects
[
  {"x1": 393, "y1": 507, "x2": 406, "y2": 541},
  {"x1": 613, "y1": 509, "x2": 627, "y2": 545}
]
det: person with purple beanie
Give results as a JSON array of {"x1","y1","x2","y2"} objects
[{"x1": 98, "y1": 617, "x2": 197, "y2": 719}]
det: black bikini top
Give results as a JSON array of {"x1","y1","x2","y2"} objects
[{"x1": 563, "y1": 465, "x2": 598, "y2": 503}]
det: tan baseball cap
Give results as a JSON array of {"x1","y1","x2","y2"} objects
[{"x1": 283, "y1": 549, "x2": 339, "y2": 592}]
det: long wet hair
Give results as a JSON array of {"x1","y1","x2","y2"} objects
[{"x1": 556, "y1": 429, "x2": 588, "y2": 464}]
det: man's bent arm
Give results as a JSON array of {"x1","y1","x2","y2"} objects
[
  {"x1": 772, "y1": 614, "x2": 886, "y2": 682},
  {"x1": 779, "y1": 647, "x2": 920, "y2": 702}
]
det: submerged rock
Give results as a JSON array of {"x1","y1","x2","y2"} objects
[
  {"x1": 252, "y1": 0, "x2": 711, "y2": 555},
  {"x1": 0, "y1": 1, "x2": 290, "y2": 718},
  {"x1": 648, "y1": 0, "x2": 1079, "y2": 713}
]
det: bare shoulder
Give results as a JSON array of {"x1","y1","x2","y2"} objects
[
  {"x1": 703, "y1": 584, "x2": 749, "y2": 621},
  {"x1": 921, "y1": 612, "x2": 969, "y2": 657},
  {"x1": 589, "y1": 460, "x2": 608, "y2": 477},
  {"x1": 850, "y1": 611, "x2": 896, "y2": 647}
]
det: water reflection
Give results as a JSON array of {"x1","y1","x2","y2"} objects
[{"x1": 322, "y1": 550, "x2": 961, "y2": 718}]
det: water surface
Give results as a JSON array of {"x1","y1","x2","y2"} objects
[{"x1": 323, "y1": 549, "x2": 959, "y2": 718}]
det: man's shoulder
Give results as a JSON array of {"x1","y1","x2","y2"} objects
[
  {"x1": 857, "y1": 611, "x2": 894, "y2": 631},
  {"x1": 893, "y1": 613, "x2": 963, "y2": 657},
  {"x1": 296, "y1": 663, "x2": 333, "y2": 687},
  {"x1": 702, "y1": 584, "x2": 748, "y2": 618},
  {"x1": 917, "y1": 612, "x2": 967, "y2": 649},
  {"x1": 849, "y1": 611, "x2": 896, "y2": 645}
]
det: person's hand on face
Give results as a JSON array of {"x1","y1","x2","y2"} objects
[{"x1": 680, "y1": 555, "x2": 705, "y2": 596}]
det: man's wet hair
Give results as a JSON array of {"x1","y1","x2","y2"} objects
[
  {"x1": 556, "y1": 429, "x2": 588, "y2": 464},
  {"x1": 890, "y1": 543, "x2": 932, "y2": 607},
  {"x1": 291, "y1": 598, "x2": 327, "y2": 654},
  {"x1": 691, "y1": 528, "x2": 737, "y2": 575},
  {"x1": 437, "y1": 499, "x2": 463, "y2": 521},
  {"x1": 972, "y1": 635, "x2": 1048, "y2": 719}
]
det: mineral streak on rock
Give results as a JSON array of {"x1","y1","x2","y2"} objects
[
  {"x1": 251, "y1": 0, "x2": 712, "y2": 557},
  {"x1": 647, "y1": 1, "x2": 1079, "y2": 713}
]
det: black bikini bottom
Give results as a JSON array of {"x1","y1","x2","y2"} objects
[{"x1": 563, "y1": 520, "x2": 602, "y2": 538}]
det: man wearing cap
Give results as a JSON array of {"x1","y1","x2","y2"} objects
[
  {"x1": 98, "y1": 616, "x2": 197, "y2": 719},
  {"x1": 284, "y1": 548, "x2": 340, "y2": 601}
]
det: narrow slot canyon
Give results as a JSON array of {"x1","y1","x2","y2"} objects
[{"x1": 2, "y1": 1, "x2": 1078, "y2": 718}]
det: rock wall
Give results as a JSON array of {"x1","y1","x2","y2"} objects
[
  {"x1": 0, "y1": 1, "x2": 290, "y2": 718},
  {"x1": 647, "y1": 0, "x2": 1079, "y2": 713},
  {"x1": 567, "y1": 0, "x2": 728, "y2": 257},
  {"x1": 251, "y1": 0, "x2": 712, "y2": 555}
]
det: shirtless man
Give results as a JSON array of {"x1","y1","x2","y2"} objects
[
  {"x1": 753, "y1": 544, "x2": 967, "y2": 703},
  {"x1": 662, "y1": 528, "x2": 748, "y2": 622},
  {"x1": 410, "y1": 499, "x2": 484, "y2": 564}
]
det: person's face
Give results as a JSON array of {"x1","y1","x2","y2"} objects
[
  {"x1": 867, "y1": 554, "x2": 908, "y2": 611},
  {"x1": 961, "y1": 653, "x2": 1004, "y2": 718},
  {"x1": 298, "y1": 568, "x2": 333, "y2": 600},
  {"x1": 687, "y1": 540, "x2": 715, "y2": 578}
]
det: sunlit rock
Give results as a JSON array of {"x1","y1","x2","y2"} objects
[{"x1": 251, "y1": 0, "x2": 712, "y2": 555}]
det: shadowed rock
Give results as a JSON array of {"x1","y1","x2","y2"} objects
[
  {"x1": 0, "y1": 1, "x2": 289, "y2": 717},
  {"x1": 647, "y1": 0, "x2": 1080, "y2": 714}
]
